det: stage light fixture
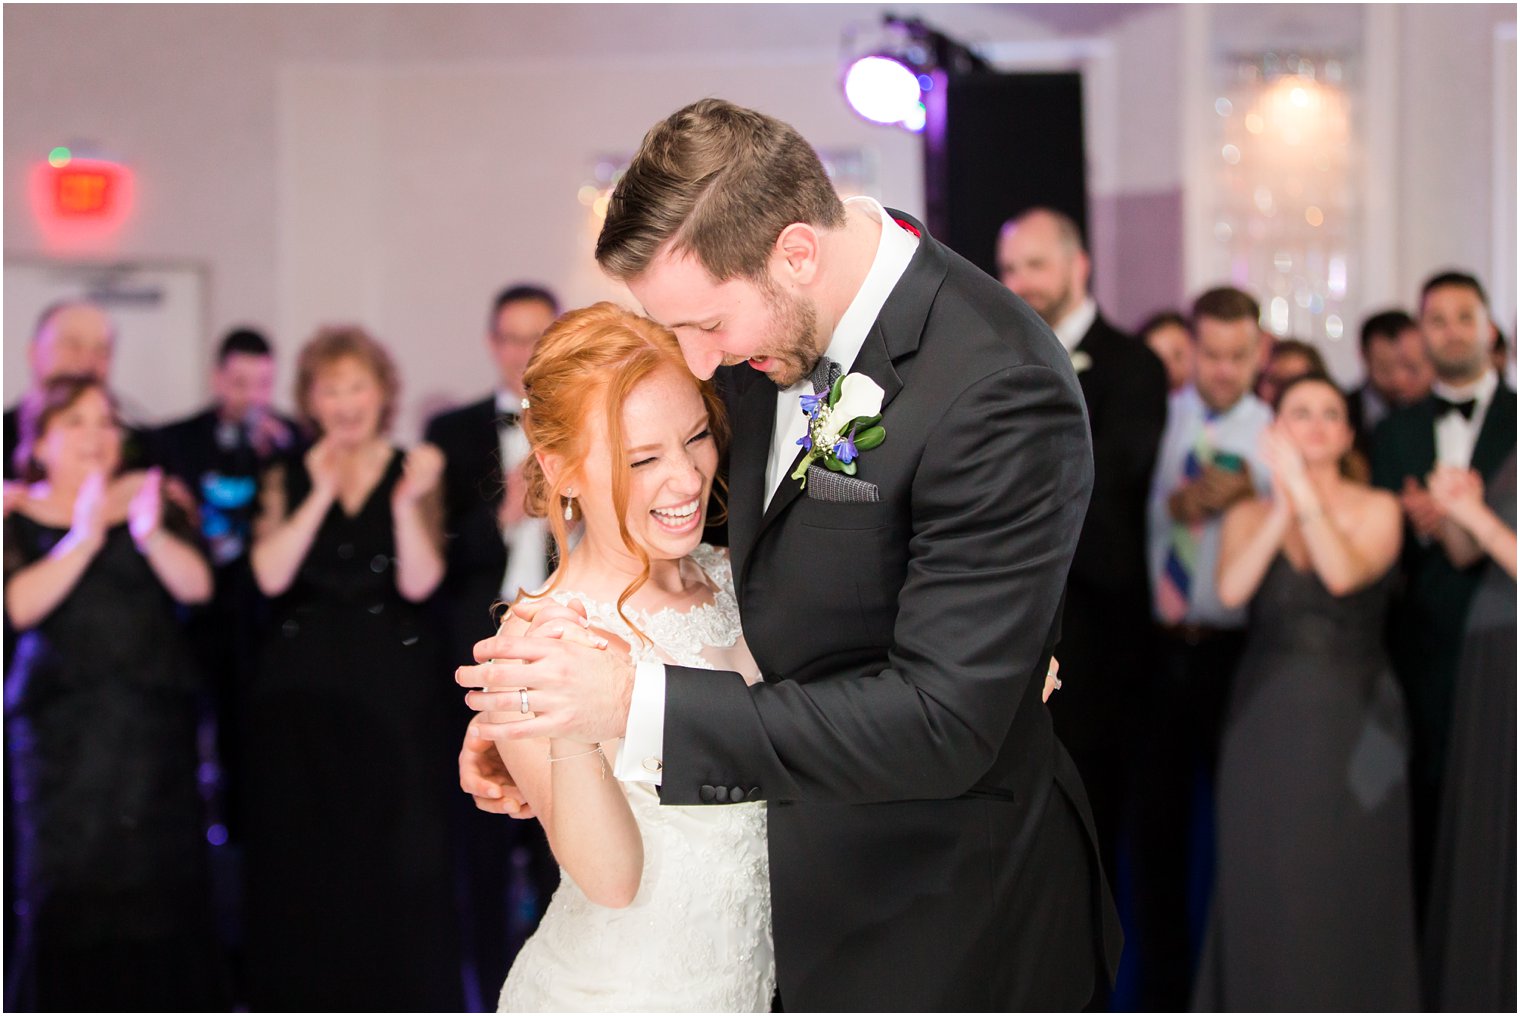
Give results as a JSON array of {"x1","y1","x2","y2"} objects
[{"x1": 841, "y1": 16, "x2": 989, "y2": 133}]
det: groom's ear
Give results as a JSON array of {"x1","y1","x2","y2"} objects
[{"x1": 772, "y1": 223, "x2": 820, "y2": 287}]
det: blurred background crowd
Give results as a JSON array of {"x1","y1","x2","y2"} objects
[{"x1": 3, "y1": 4, "x2": 1514, "y2": 1013}]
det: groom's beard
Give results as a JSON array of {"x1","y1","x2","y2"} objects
[{"x1": 756, "y1": 279, "x2": 824, "y2": 390}]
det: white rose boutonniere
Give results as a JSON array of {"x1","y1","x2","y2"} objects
[
  {"x1": 1070, "y1": 350, "x2": 1093, "y2": 373},
  {"x1": 790, "y1": 372, "x2": 887, "y2": 487}
]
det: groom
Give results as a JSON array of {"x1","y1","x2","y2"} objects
[{"x1": 461, "y1": 99, "x2": 1121, "y2": 1010}]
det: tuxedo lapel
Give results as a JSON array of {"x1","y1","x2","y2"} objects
[
  {"x1": 1472, "y1": 384, "x2": 1518, "y2": 476},
  {"x1": 743, "y1": 210, "x2": 941, "y2": 556},
  {"x1": 728, "y1": 376, "x2": 778, "y2": 585}
]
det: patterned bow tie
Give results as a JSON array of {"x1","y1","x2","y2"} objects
[
  {"x1": 1433, "y1": 396, "x2": 1477, "y2": 421},
  {"x1": 808, "y1": 357, "x2": 842, "y2": 396}
]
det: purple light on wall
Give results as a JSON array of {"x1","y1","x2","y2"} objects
[{"x1": 844, "y1": 56, "x2": 924, "y2": 130}]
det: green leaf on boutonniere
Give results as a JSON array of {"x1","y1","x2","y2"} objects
[{"x1": 854, "y1": 425, "x2": 887, "y2": 452}]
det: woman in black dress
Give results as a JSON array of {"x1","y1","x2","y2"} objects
[
  {"x1": 1424, "y1": 452, "x2": 1517, "y2": 1011},
  {"x1": 4, "y1": 375, "x2": 228, "y2": 1011},
  {"x1": 243, "y1": 326, "x2": 462, "y2": 1010},
  {"x1": 1197, "y1": 374, "x2": 1419, "y2": 1010}
]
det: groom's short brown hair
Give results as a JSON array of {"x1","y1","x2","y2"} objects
[{"x1": 595, "y1": 98, "x2": 847, "y2": 283}]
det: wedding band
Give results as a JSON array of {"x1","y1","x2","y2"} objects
[{"x1": 519, "y1": 689, "x2": 530, "y2": 714}]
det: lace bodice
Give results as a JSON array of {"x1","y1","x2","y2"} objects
[
  {"x1": 543, "y1": 543, "x2": 744, "y2": 669},
  {"x1": 498, "y1": 545, "x2": 774, "y2": 1013}
]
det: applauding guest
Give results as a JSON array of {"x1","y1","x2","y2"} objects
[
  {"x1": 4, "y1": 376, "x2": 227, "y2": 1011},
  {"x1": 242, "y1": 327, "x2": 462, "y2": 1011},
  {"x1": 1198, "y1": 374, "x2": 1417, "y2": 1010}
]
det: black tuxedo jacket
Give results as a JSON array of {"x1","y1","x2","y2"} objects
[
  {"x1": 1050, "y1": 315, "x2": 1167, "y2": 755},
  {"x1": 425, "y1": 397, "x2": 513, "y2": 662},
  {"x1": 1371, "y1": 384, "x2": 1517, "y2": 789},
  {"x1": 663, "y1": 212, "x2": 1122, "y2": 1009}
]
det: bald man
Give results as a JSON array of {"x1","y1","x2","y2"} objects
[
  {"x1": 998, "y1": 208, "x2": 1168, "y2": 894},
  {"x1": 4, "y1": 301, "x2": 124, "y2": 479}
]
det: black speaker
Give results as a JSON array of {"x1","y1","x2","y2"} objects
[{"x1": 923, "y1": 71, "x2": 1087, "y2": 278}]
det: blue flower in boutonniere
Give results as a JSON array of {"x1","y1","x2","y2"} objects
[{"x1": 791, "y1": 372, "x2": 887, "y2": 487}]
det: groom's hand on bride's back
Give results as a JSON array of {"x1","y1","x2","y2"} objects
[
  {"x1": 456, "y1": 598, "x2": 637, "y2": 746},
  {"x1": 459, "y1": 716, "x2": 535, "y2": 818}
]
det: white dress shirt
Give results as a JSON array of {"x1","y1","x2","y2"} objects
[
  {"x1": 495, "y1": 389, "x2": 551, "y2": 600},
  {"x1": 616, "y1": 198, "x2": 920, "y2": 784},
  {"x1": 1051, "y1": 297, "x2": 1097, "y2": 355},
  {"x1": 1432, "y1": 369, "x2": 1500, "y2": 468}
]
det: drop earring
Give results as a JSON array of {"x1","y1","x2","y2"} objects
[{"x1": 563, "y1": 490, "x2": 576, "y2": 521}]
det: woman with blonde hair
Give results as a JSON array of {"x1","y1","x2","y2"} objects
[
  {"x1": 4, "y1": 375, "x2": 227, "y2": 1010},
  {"x1": 241, "y1": 326, "x2": 461, "y2": 1010}
]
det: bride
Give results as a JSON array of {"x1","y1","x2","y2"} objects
[{"x1": 467, "y1": 302, "x2": 774, "y2": 1012}]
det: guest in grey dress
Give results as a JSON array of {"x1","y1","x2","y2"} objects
[
  {"x1": 1197, "y1": 374, "x2": 1419, "y2": 1010},
  {"x1": 1424, "y1": 451, "x2": 1517, "y2": 1012}
]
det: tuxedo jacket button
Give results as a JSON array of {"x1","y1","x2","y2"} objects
[
  {"x1": 712, "y1": 785, "x2": 730, "y2": 803},
  {"x1": 729, "y1": 786, "x2": 745, "y2": 801},
  {"x1": 699, "y1": 785, "x2": 716, "y2": 803},
  {"x1": 746, "y1": 787, "x2": 762, "y2": 801}
]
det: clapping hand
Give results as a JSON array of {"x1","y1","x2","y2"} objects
[
  {"x1": 1399, "y1": 477, "x2": 1445, "y2": 538},
  {"x1": 69, "y1": 470, "x2": 109, "y2": 549},
  {"x1": 1260, "y1": 425, "x2": 1311, "y2": 514},
  {"x1": 127, "y1": 467, "x2": 164, "y2": 551},
  {"x1": 304, "y1": 438, "x2": 341, "y2": 501},
  {"x1": 1427, "y1": 465, "x2": 1485, "y2": 532},
  {"x1": 394, "y1": 443, "x2": 445, "y2": 507},
  {"x1": 249, "y1": 412, "x2": 294, "y2": 459}
]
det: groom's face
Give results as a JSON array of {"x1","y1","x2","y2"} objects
[{"x1": 628, "y1": 248, "x2": 823, "y2": 389}]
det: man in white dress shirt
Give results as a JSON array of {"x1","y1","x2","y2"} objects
[{"x1": 1136, "y1": 284, "x2": 1272, "y2": 1010}]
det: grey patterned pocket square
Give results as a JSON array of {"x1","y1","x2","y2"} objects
[{"x1": 804, "y1": 465, "x2": 880, "y2": 503}]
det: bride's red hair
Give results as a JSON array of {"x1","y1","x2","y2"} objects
[{"x1": 514, "y1": 302, "x2": 728, "y2": 634}]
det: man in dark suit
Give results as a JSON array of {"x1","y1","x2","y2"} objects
[
  {"x1": 1372, "y1": 271, "x2": 1517, "y2": 911},
  {"x1": 997, "y1": 207, "x2": 1167, "y2": 889},
  {"x1": 463, "y1": 99, "x2": 1120, "y2": 1010},
  {"x1": 152, "y1": 327, "x2": 299, "y2": 837},
  {"x1": 1350, "y1": 309, "x2": 1434, "y2": 460},
  {"x1": 4, "y1": 300, "x2": 142, "y2": 479},
  {"x1": 424, "y1": 283, "x2": 561, "y2": 1009}
]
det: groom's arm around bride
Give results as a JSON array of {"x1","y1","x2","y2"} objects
[{"x1": 461, "y1": 99, "x2": 1121, "y2": 1011}]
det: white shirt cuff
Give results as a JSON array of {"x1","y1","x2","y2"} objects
[{"x1": 613, "y1": 661, "x2": 667, "y2": 785}]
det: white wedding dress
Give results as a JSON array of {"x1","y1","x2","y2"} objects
[{"x1": 497, "y1": 544, "x2": 775, "y2": 1013}]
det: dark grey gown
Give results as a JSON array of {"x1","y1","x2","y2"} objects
[
  {"x1": 1195, "y1": 554, "x2": 1420, "y2": 1011},
  {"x1": 1424, "y1": 452, "x2": 1516, "y2": 1012}
]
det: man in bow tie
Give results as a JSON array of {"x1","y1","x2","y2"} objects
[
  {"x1": 458, "y1": 99, "x2": 1120, "y2": 1010},
  {"x1": 424, "y1": 282, "x2": 562, "y2": 1008},
  {"x1": 1371, "y1": 270, "x2": 1517, "y2": 913},
  {"x1": 997, "y1": 208, "x2": 1167, "y2": 925}
]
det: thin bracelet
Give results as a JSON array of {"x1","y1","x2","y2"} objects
[{"x1": 548, "y1": 744, "x2": 607, "y2": 779}]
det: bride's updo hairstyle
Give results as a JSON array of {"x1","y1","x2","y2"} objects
[{"x1": 517, "y1": 302, "x2": 728, "y2": 627}]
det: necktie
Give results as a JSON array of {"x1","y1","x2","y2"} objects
[
  {"x1": 809, "y1": 356, "x2": 842, "y2": 396},
  {"x1": 1432, "y1": 396, "x2": 1477, "y2": 421},
  {"x1": 1156, "y1": 412, "x2": 1221, "y2": 624}
]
